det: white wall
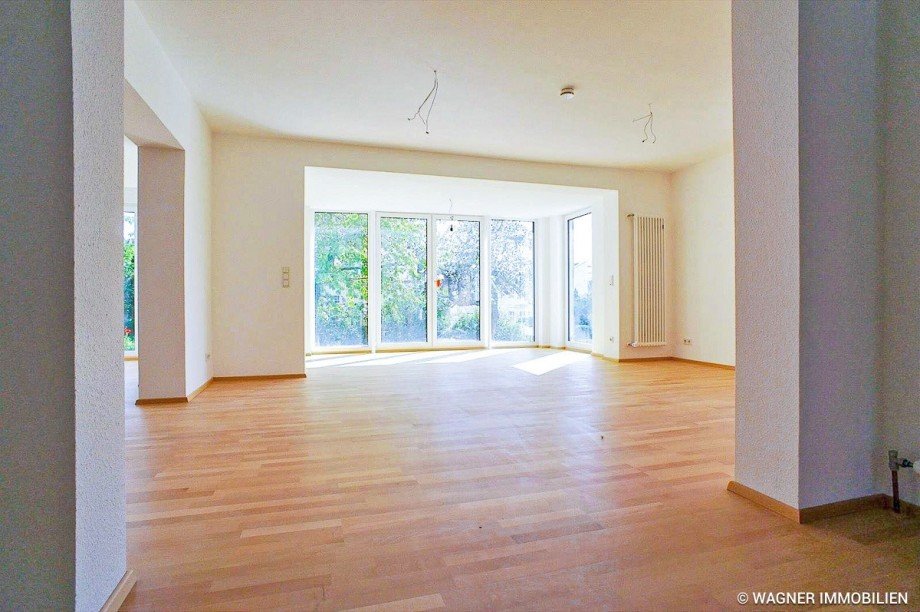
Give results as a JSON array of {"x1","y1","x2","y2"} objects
[
  {"x1": 537, "y1": 215, "x2": 566, "y2": 348},
  {"x1": 534, "y1": 216, "x2": 565, "y2": 347},
  {"x1": 124, "y1": 136, "x2": 138, "y2": 209},
  {"x1": 732, "y1": 0, "x2": 801, "y2": 508},
  {"x1": 672, "y1": 149, "x2": 735, "y2": 366},
  {"x1": 733, "y1": 0, "x2": 912, "y2": 510},
  {"x1": 0, "y1": 2, "x2": 80, "y2": 605},
  {"x1": 0, "y1": 2, "x2": 125, "y2": 608},
  {"x1": 617, "y1": 184, "x2": 673, "y2": 361},
  {"x1": 603, "y1": 198, "x2": 621, "y2": 359},
  {"x1": 137, "y1": 147, "x2": 186, "y2": 398},
  {"x1": 72, "y1": 2, "x2": 126, "y2": 608},
  {"x1": 797, "y1": 0, "x2": 882, "y2": 508},
  {"x1": 125, "y1": 0, "x2": 212, "y2": 396},
  {"x1": 877, "y1": 0, "x2": 920, "y2": 507},
  {"x1": 212, "y1": 133, "x2": 671, "y2": 376},
  {"x1": 212, "y1": 139, "x2": 306, "y2": 376}
]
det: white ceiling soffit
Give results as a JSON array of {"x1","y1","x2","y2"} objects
[
  {"x1": 135, "y1": 0, "x2": 732, "y2": 171},
  {"x1": 305, "y1": 168, "x2": 609, "y2": 218},
  {"x1": 123, "y1": 80, "x2": 181, "y2": 149}
]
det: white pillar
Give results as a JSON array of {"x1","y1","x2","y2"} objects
[
  {"x1": 137, "y1": 146, "x2": 187, "y2": 400},
  {"x1": 733, "y1": 0, "x2": 885, "y2": 510},
  {"x1": 0, "y1": 1, "x2": 127, "y2": 609}
]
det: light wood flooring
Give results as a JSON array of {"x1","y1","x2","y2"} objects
[{"x1": 123, "y1": 349, "x2": 919, "y2": 610}]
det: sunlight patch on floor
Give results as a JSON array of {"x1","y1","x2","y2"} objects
[
  {"x1": 306, "y1": 348, "x2": 567, "y2": 370},
  {"x1": 342, "y1": 351, "x2": 460, "y2": 367},
  {"x1": 512, "y1": 350, "x2": 588, "y2": 375},
  {"x1": 305, "y1": 353, "x2": 381, "y2": 368},
  {"x1": 424, "y1": 349, "x2": 515, "y2": 364}
]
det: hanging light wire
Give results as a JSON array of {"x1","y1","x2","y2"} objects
[
  {"x1": 408, "y1": 70, "x2": 439, "y2": 134},
  {"x1": 632, "y1": 103, "x2": 657, "y2": 143}
]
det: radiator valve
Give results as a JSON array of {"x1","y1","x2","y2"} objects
[
  {"x1": 889, "y1": 450, "x2": 914, "y2": 471},
  {"x1": 888, "y1": 450, "x2": 916, "y2": 514}
]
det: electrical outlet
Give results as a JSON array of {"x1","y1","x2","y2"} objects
[{"x1": 682, "y1": 338, "x2": 692, "y2": 345}]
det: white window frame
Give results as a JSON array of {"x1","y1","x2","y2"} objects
[
  {"x1": 565, "y1": 209, "x2": 594, "y2": 351},
  {"x1": 489, "y1": 217, "x2": 538, "y2": 348},
  {"x1": 376, "y1": 211, "x2": 433, "y2": 350},
  {"x1": 432, "y1": 214, "x2": 486, "y2": 349},
  {"x1": 310, "y1": 210, "x2": 372, "y2": 353},
  {"x1": 309, "y1": 209, "x2": 541, "y2": 354}
]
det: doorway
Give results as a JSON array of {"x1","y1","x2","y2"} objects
[{"x1": 123, "y1": 137, "x2": 138, "y2": 360}]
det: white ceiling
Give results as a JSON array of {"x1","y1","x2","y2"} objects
[
  {"x1": 124, "y1": 137, "x2": 138, "y2": 210},
  {"x1": 305, "y1": 168, "x2": 609, "y2": 218},
  {"x1": 135, "y1": 0, "x2": 732, "y2": 171}
]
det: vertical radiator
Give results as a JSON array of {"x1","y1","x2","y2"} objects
[{"x1": 629, "y1": 214, "x2": 666, "y2": 347}]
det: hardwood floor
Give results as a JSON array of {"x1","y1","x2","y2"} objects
[{"x1": 123, "y1": 349, "x2": 919, "y2": 610}]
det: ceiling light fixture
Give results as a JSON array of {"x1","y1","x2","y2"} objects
[
  {"x1": 408, "y1": 70, "x2": 439, "y2": 134},
  {"x1": 560, "y1": 87, "x2": 575, "y2": 100},
  {"x1": 633, "y1": 103, "x2": 657, "y2": 143}
]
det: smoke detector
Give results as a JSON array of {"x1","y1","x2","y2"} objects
[{"x1": 560, "y1": 87, "x2": 575, "y2": 100}]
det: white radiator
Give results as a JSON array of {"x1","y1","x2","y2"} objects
[{"x1": 629, "y1": 214, "x2": 666, "y2": 347}]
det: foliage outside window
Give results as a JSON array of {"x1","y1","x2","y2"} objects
[
  {"x1": 313, "y1": 212, "x2": 544, "y2": 348},
  {"x1": 314, "y1": 212, "x2": 369, "y2": 347},
  {"x1": 380, "y1": 217, "x2": 428, "y2": 343},
  {"x1": 490, "y1": 219, "x2": 535, "y2": 342},
  {"x1": 436, "y1": 219, "x2": 480, "y2": 341},
  {"x1": 124, "y1": 212, "x2": 136, "y2": 352}
]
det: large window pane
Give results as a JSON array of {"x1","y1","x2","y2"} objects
[
  {"x1": 436, "y1": 219, "x2": 480, "y2": 341},
  {"x1": 490, "y1": 219, "x2": 534, "y2": 342},
  {"x1": 380, "y1": 216, "x2": 428, "y2": 343},
  {"x1": 314, "y1": 212, "x2": 368, "y2": 346},
  {"x1": 568, "y1": 213, "x2": 592, "y2": 343},
  {"x1": 124, "y1": 211, "x2": 136, "y2": 352}
]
